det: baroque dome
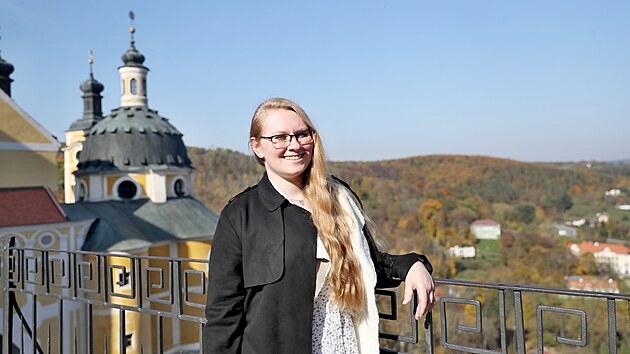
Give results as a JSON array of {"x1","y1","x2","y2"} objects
[{"x1": 76, "y1": 106, "x2": 192, "y2": 174}]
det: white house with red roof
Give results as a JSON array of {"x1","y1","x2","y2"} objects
[
  {"x1": 570, "y1": 241, "x2": 630, "y2": 277},
  {"x1": 565, "y1": 276, "x2": 619, "y2": 293},
  {"x1": 470, "y1": 219, "x2": 501, "y2": 240}
]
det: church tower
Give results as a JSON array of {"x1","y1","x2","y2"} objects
[
  {"x1": 119, "y1": 25, "x2": 148, "y2": 107},
  {"x1": 69, "y1": 20, "x2": 195, "y2": 205},
  {"x1": 64, "y1": 51, "x2": 104, "y2": 202}
]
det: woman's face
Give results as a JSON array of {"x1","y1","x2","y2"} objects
[{"x1": 251, "y1": 109, "x2": 314, "y2": 186}]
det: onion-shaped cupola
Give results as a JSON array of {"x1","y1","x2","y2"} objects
[
  {"x1": 0, "y1": 48, "x2": 15, "y2": 96},
  {"x1": 69, "y1": 50, "x2": 104, "y2": 132},
  {"x1": 121, "y1": 40, "x2": 146, "y2": 67},
  {"x1": 80, "y1": 67, "x2": 104, "y2": 95}
]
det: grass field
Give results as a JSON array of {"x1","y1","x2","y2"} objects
[{"x1": 476, "y1": 239, "x2": 500, "y2": 261}]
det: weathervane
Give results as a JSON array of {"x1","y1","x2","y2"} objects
[
  {"x1": 88, "y1": 48, "x2": 94, "y2": 76},
  {"x1": 129, "y1": 11, "x2": 136, "y2": 42}
]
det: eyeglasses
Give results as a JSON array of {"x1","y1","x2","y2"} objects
[{"x1": 260, "y1": 130, "x2": 314, "y2": 149}]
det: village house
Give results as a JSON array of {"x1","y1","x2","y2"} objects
[
  {"x1": 448, "y1": 245, "x2": 476, "y2": 258},
  {"x1": 565, "y1": 218, "x2": 587, "y2": 227},
  {"x1": 616, "y1": 203, "x2": 630, "y2": 211},
  {"x1": 605, "y1": 189, "x2": 622, "y2": 197},
  {"x1": 565, "y1": 276, "x2": 619, "y2": 293},
  {"x1": 569, "y1": 241, "x2": 630, "y2": 278},
  {"x1": 553, "y1": 223, "x2": 578, "y2": 238},
  {"x1": 470, "y1": 219, "x2": 501, "y2": 240}
]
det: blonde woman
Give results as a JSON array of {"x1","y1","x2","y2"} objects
[{"x1": 203, "y1": 98, "x2": 434, "y2": 353}]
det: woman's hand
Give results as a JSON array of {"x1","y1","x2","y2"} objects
[{"x1": 402, "y1": 261, "x2": 435, "y2": 319}]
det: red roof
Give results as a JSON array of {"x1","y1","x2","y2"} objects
[
  {"x1": 0, "y1": 187, "x2": 66, "y2": 227},
  {"x1": 573, "y1": 241, "x2": 630, "y2": 255},
  {"x1": 471, "y1": 219, "x2": 499, "y2": 227}
]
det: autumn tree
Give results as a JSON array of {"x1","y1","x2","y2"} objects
[{"x1": 419, "y1": 199, "x2": 444, "y2": 240}]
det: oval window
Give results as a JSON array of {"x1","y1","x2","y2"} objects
[
  {"x1": 39, "y1": 234, "x2": 54, "y2": 247},
  {"x1": 118, "y1": 180, "x2": 137, "y2": 199}
]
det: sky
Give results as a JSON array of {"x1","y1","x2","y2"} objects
[{"x1": 1, "y1": 0, "x2": 629, "y2": 162}]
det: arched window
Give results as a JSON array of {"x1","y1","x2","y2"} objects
[
  {"x1": 130, "y1": 78, "x2": 137, "y2": 95},
  {"x1": 118, "y1": 180, "x2": 138, "y2": 199}
]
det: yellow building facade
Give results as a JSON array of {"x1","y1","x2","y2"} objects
[{"x1": 0, "y1": 87, "x2": 61, "y2": 193}]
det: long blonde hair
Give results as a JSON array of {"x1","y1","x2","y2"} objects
[{"x1": 250, "y1": 98, "x2": 367, "y2": 315}]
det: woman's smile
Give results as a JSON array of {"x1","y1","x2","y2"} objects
[
  {"x1": 283, "y1": 153, "x2": 306, "y2": 161},
  {"x1": 251, "y1": 109, "x2": 314, "y2": 187}
]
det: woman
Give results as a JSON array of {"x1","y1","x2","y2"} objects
[{"x1": 203, "y1": 98, "x2": 434, "y2": 353}]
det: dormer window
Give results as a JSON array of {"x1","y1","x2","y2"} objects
[{"x1": 130, "y1": 78, "x2": 138, "y2": 95}]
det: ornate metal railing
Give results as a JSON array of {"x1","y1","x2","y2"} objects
[{"x1": 2, "y1": 237, "x2": 629, "y2": 353}]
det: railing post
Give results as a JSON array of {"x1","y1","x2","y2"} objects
[
  {"x1": 513, "y1": 290, "x2": 526, "y2": 354},
  {"x1": 2, "y1": 236, "x2": 15, "y2": 354},
  {"x1": 424, "y1": 312, "x2": 434, "y2": 354},
  {"x1": 608, "y1": 299, "x2": 617, "y2": 354}
]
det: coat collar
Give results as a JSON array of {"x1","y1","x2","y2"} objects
[{"x1": 257, "y1": 172, "x2": 288, "y2": 211}]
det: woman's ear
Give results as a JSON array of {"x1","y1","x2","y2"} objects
[{"x1": 250, "y1": 137, "x2": 264, "y2": 159}]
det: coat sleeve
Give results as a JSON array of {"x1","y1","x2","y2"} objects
[{"x1": 203, "y1": 210, "x2": 246, "y2": 353}]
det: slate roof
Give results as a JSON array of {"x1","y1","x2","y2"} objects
[
  {"x1": 76, "y1": 105, "x2": 191, "y2": 174},
  {"x1": 0, "y1": 187, "x2": 67, "y2": 227},
  {"x1": 62, "y1": 197, "x2": 217, "y2": 252}
]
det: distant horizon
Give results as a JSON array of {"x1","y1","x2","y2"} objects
[
  {"x1": 190, "y1": 145, "x2": 630, "y2": 165},
  {"x1": 1, "y1": 1, "x2": 628, "y2": 162}
]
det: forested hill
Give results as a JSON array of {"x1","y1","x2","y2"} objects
[
  {"x1": 189, "y1": 147, "x2": 619, "y2": 226},
  {"x1": 331, "y1": 155, "x2": 611, "y2": 224}
]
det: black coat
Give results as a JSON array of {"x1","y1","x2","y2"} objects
[{"x1": 203, "y1": 173, "x2": 431, "y2": 353}]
